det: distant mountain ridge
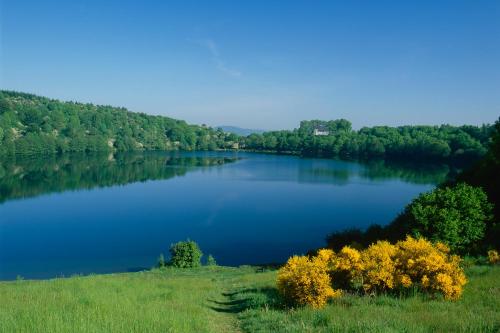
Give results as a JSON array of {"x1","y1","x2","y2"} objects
[{"x1": 217, "y1": 125, "x2": 265, "y2": 136}]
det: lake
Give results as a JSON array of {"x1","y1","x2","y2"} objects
[{"x1": 0, "y1": 151, "x2": 453, "y2": 280}]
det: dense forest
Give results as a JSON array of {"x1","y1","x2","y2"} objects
[
  {"x1": 241, "y1": 119, "x2": 493, "y2": 162},
  {"x1": 0, "y1": 91, "x2": 494, "y2": 163},
  {"x1": 0, "y1": 91, "x2": 238, "y2": 156}
]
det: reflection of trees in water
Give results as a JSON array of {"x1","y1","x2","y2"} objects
[
  {"x1": 0, "y1": 153, "x2": 456, "y2": 203},
  {"x1": 0, "y1": 152, "x2": 238, "y2": 203},
  {"x1": 298, "y1": 167, "x2": 351, "y2": 185},
  {"x1": 359, "y1": 159, "x2": 454, "y2": 184},
  {"x1": 297, "y1": 158, "x2": 454, "y2": 185}
]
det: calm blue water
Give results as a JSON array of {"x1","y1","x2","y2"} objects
[{"x1": 0, "y1": 152, "x2": 448, "y2": 280}]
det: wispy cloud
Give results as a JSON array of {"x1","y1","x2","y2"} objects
[{"x1": 193, "y1": 39, "x2": 241, "y2": 77}]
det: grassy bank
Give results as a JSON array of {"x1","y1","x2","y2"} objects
[{"x1": 0, "y1": 265, "x2": 498, "y2": 332}]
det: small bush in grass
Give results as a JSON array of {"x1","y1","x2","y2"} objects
[
  {"x1": 277, "y1": 252, "x2": 341, "y2": 308},
  {"x1": 169, "y1": 240, "x2": 203, "y2": 268},
  {"x1": 488, "y1": 250, "x2": 499, "y2": 264},
  {"x1": 157, "y1": 253, "x2": 166, "y2": 268},
  {"x1": 206, "y1": 254, "x2": 217, "y2": 266}
]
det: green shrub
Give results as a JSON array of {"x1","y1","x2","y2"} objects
[
  {"x1": 206, "y1": 254, "x2": 217, "y2": 266},
  {"x1": 157, "y1": 253, "x2": 166, "y2": 268},
  {"x1": 169, "y1": 240, "x2": 203, "y2": 268},
  {"x1": 402, "y1": 183, "x2": 493, "y2": 254}
]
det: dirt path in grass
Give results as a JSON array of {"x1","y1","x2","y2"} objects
[
  {"x1": 206, "y1": 276, "x2": 246, "y2": 333},
  {"x1": 208, "y1": 289, "x2": 243, "y2": 332}
]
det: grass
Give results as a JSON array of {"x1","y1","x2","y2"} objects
[
  {"x1": 0, "y1": 265, "x2": 499, "y2": 332},
  {"x1": 235, "y1": 265, "x2": 500, "y2": 332}
]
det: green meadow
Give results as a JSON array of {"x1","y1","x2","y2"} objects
[{"x1": 0, "y1": 265, "x2": 498, "y2": 333}]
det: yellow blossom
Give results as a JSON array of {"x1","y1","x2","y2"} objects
[
  {"x1": 361, "y1": 241, "x2": 397, "y2": 292},
  {"x1": 277, "y1": 236, "x2": 467, "y2": 306},
  {"x1": 488, "y1": 250, "x2": 499, "y2": 264},
  {"x1": 277, "y1": 254, "x2": 341, "y2": 308}
]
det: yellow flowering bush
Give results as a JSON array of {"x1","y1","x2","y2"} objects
[
  {"x1": 330, "y1": 246, "x2": 364, "y2": 289},
  {"x1": 488, "y1": 250, "x2": 499, "y2": 264},
  {"x1": 315, "y1": 248, "x2": 335, "y2": 266},
  {"x1": 277, "y1": 253, "x2": 341, "y2": 308},
  {"x1": 393, "y1": 236, "x2": 466, "y2": 300},
  {"x1": 361, "y1": 241, "x2": 397, "y2": 292},
  {"x1": 277, "y1": 236, "x2": 467, "y2": 307},
  {"x1": 333, "y1": 246, "x2": 363, "y2": 271}
]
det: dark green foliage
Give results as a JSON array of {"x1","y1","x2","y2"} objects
[
  {"x1": 0, "y1": 91, "x2": 235, "y2": 156},
  {"x1": 241, "y1": 119, "x2": 492, "y2": 162},
  {"x1": 458, "y1": 117, "x2": 500, "y2": 250},
  {"x1": 169, "y1": 240, "x2": 203, "y2": 268},
  {"x1": 399, "y1": 183, "x2": 493, "y2": 254},
  {"x1": 326, "y1": 228, "x2": 366, "y2": 251},
  {"x1": 327, "y1": 184, "x2": 493, "y2": 255},
  {"x1": 206, "y1": 254, "x2": 217, "y2": 266},
  {"x1": 326, "y1": 224, "x2": 389, "y2": 252}
]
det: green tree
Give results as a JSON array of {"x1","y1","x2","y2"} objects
[
  {"x1": 0, "y1": 98, "x2": 12, "y2": 114},
  {"x1": 262, "y1": 134, "x2": 278, "y2": 150},
  {"x1": 401, "y1": 183, "x2": 493, "y2": 254},
  {"x1": 206, "y1": 254, "x2": 217, "y2": 266},
  {"x1": 169, "y1": 240, "x2": 203, "y2": 268}
]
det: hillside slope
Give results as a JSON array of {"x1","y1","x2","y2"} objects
[{"x1": 0, "y1": 91, "x2": 235, "y2": 156}]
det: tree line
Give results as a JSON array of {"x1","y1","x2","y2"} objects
[
  {"x1": 0, "y1": 90, "x2": 493, "y2": 163},
  {"x1": 0, "y1": 91, "x2": 239, "y2": 156},
  {"x1": 240, "y1": 119, "x2": 493, "y2": 162}
]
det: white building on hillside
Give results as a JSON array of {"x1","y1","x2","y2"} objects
[{"x1": 313, "y1": 125, "x2": 329, "y2": 136}]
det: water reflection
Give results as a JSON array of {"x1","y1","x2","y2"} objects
[
  {"x1": 229, "y1": 155, "x2": 455, "y2": 186},
  {"x1": 0, "y1": 152, "x2": 238, "y2": 204},
  {"x1": 0, "y1": 152, "x2": 456, "y2": 204},
  {"x1": 358, "y1": 159, "x2": 455, "y2": 184}
]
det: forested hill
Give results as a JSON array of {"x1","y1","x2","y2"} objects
[
  {"x1": 0, "y1": 91, "x2": 238, "y2": 156},
  {"x1": 0, "y1": 90, "x2": 494, "y2": 162},
  {"x1": 241, "y1": 119, "x2": 494, "y2": 162}
]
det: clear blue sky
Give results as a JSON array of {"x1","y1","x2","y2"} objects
[{"x1": 1, "y1": 1, "x2": 499, "y2": 129}]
